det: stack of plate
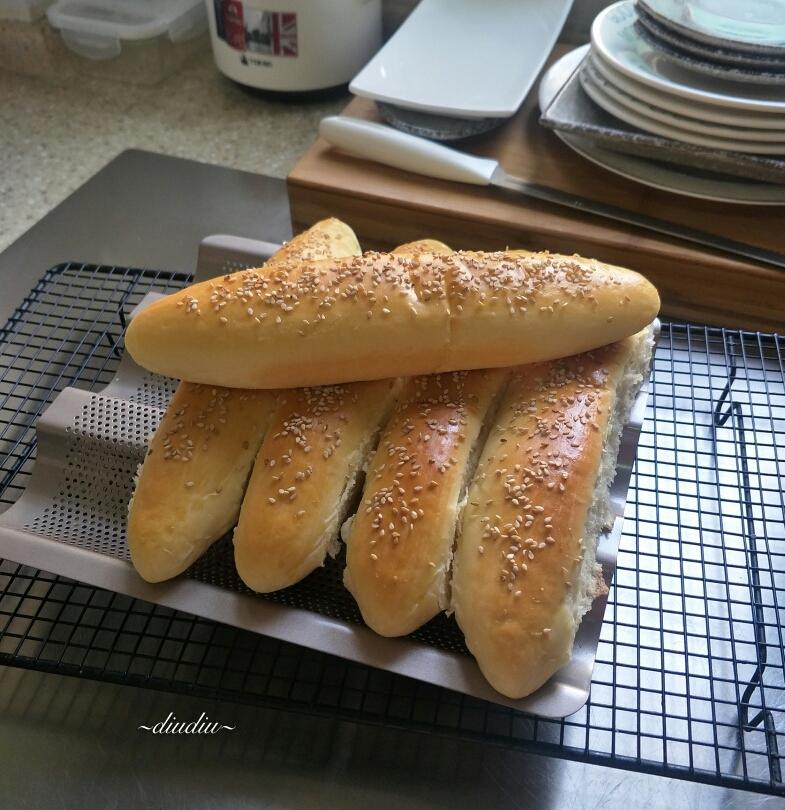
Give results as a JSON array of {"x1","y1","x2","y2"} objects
[
  {"x1": 583, "y1": 0, "x2": 785, "y2": 155},
  {"x1": 539, "y1": 0, "x2": 785, "y2": 203}
]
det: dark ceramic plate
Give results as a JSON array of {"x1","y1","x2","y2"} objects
[
  {"x1": 634, "y1": 18, "x2": 785, "y2": 86},
  {"x1": 638, "y1": 0, "x2": 785, "y2": 56},
  {"x1": 636, "y1": 4, "x2": 785, "y2": 69}
]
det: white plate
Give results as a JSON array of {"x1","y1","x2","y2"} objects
[
  {"x1": 349, "y1": 0, "x2": 573, "y2": 118},
  {"x1": 639, "y1": 0, "x2": 785, "y2": 55},
  {"x1": 590, "y1": 49, "x2": 785, "y2": 128},
  {"x1": 539, "y1": 46, "x2": 785, "y2": 205},
  {"x1": 583, "y1": 57, "x2": 785, "y2": 140},
  {"x1": 581, "y1": 63, "x2": 785, "y2": 151},
  {"x1": 592, "y1": 2, "x2": 785, "y2": 112}
]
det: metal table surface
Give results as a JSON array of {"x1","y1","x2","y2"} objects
[{"x1": 0, "y1": 149, "x2": 776, "y2": 809}]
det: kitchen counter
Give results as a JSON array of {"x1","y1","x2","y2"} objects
[
  {"x1": 0, "y1": 664, "x2": 760, "y2": 810},
  {"x1": 0, "y1": 52, "x2": 345, "y2": 254}
]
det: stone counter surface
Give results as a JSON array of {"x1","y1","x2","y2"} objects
[{"x1": 0, "y1": 51, "x2": 345, "y2": 255}]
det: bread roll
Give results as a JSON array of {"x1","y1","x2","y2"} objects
[
  {"x1": 450, "y1": 324, "x2": 656, "y2": 698},
  {"x1": 234, "y1": 379, "x2": 401, "y2": 592},
  {"x1": 127, "y1": 383, "x2": 277, "y2": 582},
  {"x1": 267, "y1": 217, "x2": 361, "y2": 264},
  {"x1": 232, "y1": 238, "x2": 447, "y2": 593},
  {"x1": 127, "y1": 218, "x2": 361, "y2": 583},
  {"x1": 344, "y1": 368, "x2": 509, "y2": 637},
  {"x1": 392, "y1": 238, "x2": 453, "y2": 255},
  {"x1": 124, "y1": 251, "x2": 660, "y2": 389}
]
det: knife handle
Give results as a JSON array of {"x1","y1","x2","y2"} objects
[{"x1": 319, "y1": 116, "x2": 499, "y2": 186}]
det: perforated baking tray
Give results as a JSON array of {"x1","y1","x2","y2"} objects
[{"x1": 0, "y1": 236, "x2": 651, "y2": 716}]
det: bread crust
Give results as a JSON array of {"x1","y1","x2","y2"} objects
[
  {"x1": 127, "y1": 218, "x2": 360, "y2": 582},
  {"x1": 234, "y1": 379, "x2": 400, "y2": 592},
  {"x1": 392, "y1": 238, "x2": 453, "y2": 255},
  {"x1": 344, "y1": 368, "x2": 509, "y2": 637},
  {"x1": 269, "y1": 217, "x2": 361, "y2": 264},
  {"x1": 451, "y1": 331, "x2": 650, "y2": 698},
  {"x1": 127, "y1": 383, "x2": 277, "y2": 582},
  {"x1": 124, "y1": 251, "x2": 660, "y2": 389}
]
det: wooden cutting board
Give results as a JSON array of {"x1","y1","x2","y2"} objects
[{"x1": 287, "y1": 75, "x2": 785, "y2": 331}]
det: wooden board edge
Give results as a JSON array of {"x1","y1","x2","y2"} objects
[{"x1": 288, "y1": 181, "x2": 785, "y2": 332}]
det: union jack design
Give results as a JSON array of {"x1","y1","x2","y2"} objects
[
  {"x1": 215, "y1": 3, "x2": 299, "y2": 58},
  {"x1": 270, "y1": 12, "x2": 298, "y2": 57}
]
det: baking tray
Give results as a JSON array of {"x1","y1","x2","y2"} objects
[{"x1": 0, "y1": 236, "x2": 652, "y2": 717}]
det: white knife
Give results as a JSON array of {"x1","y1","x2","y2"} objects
[{"x1": 319, "y1": 116, "x2": 785, "y2": 271}]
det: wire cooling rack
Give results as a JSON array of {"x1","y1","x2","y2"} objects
[{"x1": 0, "y1": 263, "x2": 783, "y2": 796}]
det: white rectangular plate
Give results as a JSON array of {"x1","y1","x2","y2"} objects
[{"x1": 350, "y1": 0, "x2": 575, "y2": 119}]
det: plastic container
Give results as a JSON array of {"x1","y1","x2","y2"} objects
[{"x1": 47, "y1": 0, "x2": 208, "y2": 83}]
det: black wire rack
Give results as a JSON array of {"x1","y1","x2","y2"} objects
[{"x1": 0, "y1": 262, "x2": 783, "y2": 796}]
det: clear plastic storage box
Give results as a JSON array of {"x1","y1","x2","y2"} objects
[{"x1": 46, "y1": 0, "x2": 208, "y2": 83}]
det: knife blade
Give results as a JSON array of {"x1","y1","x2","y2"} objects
[{"x1": 319, "y1": 116, "x2": 785, "y2": 272}]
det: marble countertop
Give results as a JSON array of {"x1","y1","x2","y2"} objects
[{"x1": 0, "y1": 51, "x2": 346, "y2": 254}]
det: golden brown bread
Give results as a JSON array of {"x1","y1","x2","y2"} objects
[
  {"x1": 127, "y1": 383, "x2": 277, "y2": 582},
  {"x1": 232, "y1": 237, "x2": 447, "y2": 593},
  {"x1": 124, "y1": 250, "x2": 660, "y2": 389},
  {"x1": 392, "y1": 238, "x2": 453, "y2": 255},
  {"x1": 344, "y1": 368, "x2": 509, "y2": 637},
  {"x1": 267, "y1": 217, "x2": 361, "y2": 264},
  {"x1": 450, "y1": 326, "x2": 655, "y2": 698},
  {"x1": 233, "y1": 379, "x2": 400, "y2": 592},
  {"x1": 127, "y1": 218, "x2": 361, "y2": 583}
]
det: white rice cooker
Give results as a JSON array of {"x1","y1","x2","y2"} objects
[{"x1": 206, "y1": 0, "x2": 382, "y2": 93}]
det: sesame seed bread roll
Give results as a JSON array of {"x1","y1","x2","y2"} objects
[
  {"x1": 127, "y1": 383, "x2": 277, "y2": 582},
  {"x1": 125, "y1": 252, "x2": 446, "y2": 389},
  {"x1": 444, "y1": 253, "x2": 655, "y2": 371},
  {"x1": 343, "y1": 368, "x2": 509, "y2": 637},
  {"x1": 232, "y1": 237, "x2": 449, "y2": 593},
  {"x1": 392, "y1": 238, "x2": 453, "y2": 254},
  {"x1": 270, "y1": 217, "x2": 361, "y2": 264},
  {"x1": 127, "y1": 218, "x2": 361, "y2": 583},
  {"x1": 450, "y1": 324, "x2": 656, "y2": 699},
  {"x1": 234, "y1": 379, "x2": 401, "y2": 592},
  {"x1": 124, "y1": 251, "x2": 660, "y2": 390}
]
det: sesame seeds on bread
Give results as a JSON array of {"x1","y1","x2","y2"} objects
[
  {"x1": 450, "y1": 324, "x2": 656, "y2": 699},
  {"x1": 125, "y1": 217, "x2": 660, "y2": 703},
  {"x1": 127, "y1": 218, "x2": 362, "y2": 584},
  {"x1": 124, "y1": 250, "x2": 660, "y2": 389},
  {"x1": 344, "y1": 368, "x2": 509, "y2": 637},
  {"x1": 233, "y1": 378, "x2": 400, "y2": 593},
  {"x1": 127, "y1": 382, "x2": 277, "y2": 583},
  {"x1": 232, "y1": 237, "x2": 450, "y2": 595}
]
